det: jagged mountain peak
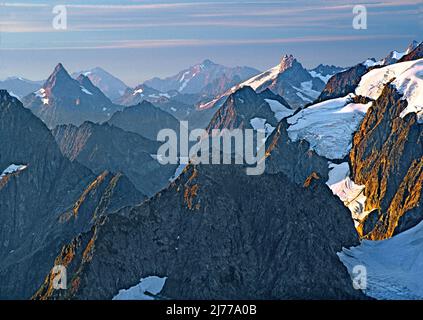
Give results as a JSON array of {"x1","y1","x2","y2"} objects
[
  {"x1": 370, "y1": 40, "x2": 422, "y2": 67},
  {"x1": 39, "y1": 63, "x2": 109, "y2": 100},
  {"x1": 278, "y1": 54, "x2": 297, "y2": 72},
  {"x1": 21, "y1": 63, "x2": 121, "y2": 128},
  {"x1": 76, "y1": 73, "x2": 89, "y2": 82},
  {"x1": 199, "y1": 54, "x2": 326, "y2": 111},
  {"x1": 199, "y1": 58, "x2": 216, "y2": 68},
  {"x1": 53, "y1": 62, "x2": 66, "y2": 73},
  {"x1": 135, "y1": 99, "x2": 156, "y2": 108},
  {"x1": 398, "y1": 41, "x2": 423, "y2": 62},
  {"x1": 406, "y1": 40, "x2": 420, "y2": 53},
  {"x1": 0, "y1": 88, "x2": 145, "y2": 299},
  {"x1": 45, "y1": 63, "x2": 72, "y2": 86},
  {"x1": 34, "y1": 158, "x2": 364, "y2": 300}
]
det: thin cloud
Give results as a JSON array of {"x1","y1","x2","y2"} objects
[
  {"x1": 65, "y1": 2, "x2": 214, "y2": 10},
  {"x1": 0, "y1": 34, "x2": 407, "y2": 51},
  {"x1": 192, "y1": 0, "x2": 422, "y2": 17},
  {"x1": 1, "y1": 2, "x2": 48, "y2": 7}
]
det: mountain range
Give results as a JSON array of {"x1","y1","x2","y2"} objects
[
  {"x1": 0, "y1": 77, "x2": 43, "y2": 99},
  {"x1": 144, "y1": 59, "x2": 260, "y2": 97},
  {"x1": 1, "y1": 40, "x2": 422, "y2": 300},
  {"x1": 198, "y1": 55, "x2": 341, "y2": 114}
]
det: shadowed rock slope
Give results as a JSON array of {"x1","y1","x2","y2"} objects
[
  {"x1": 0, "y1": 90, "x2": 144, "y2": 299},
  {"x1": 398, "y1": 41, "x2": 423, "y2": 63},
  {"x1": 107, "y1": 100, "x2": 180, "y2": 141},
  {"x1": 315, "y1": 64, "x2": 368, "y2": 103},
  {"x1": 35, "y1": 123, "x2": 365, "y2": 300},
  {"x1": 53, "y1": 121, "x2": 177, "y2": 196}
]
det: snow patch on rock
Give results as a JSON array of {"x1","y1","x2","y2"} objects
[
  {"x1": 264, "y1": 99, "x2": 294, "y2": 122},
  {"x1": 113, "y1": 276, "x2": 167, "y2": 300},
  {"x1": 0, "y1": 164, "x2": 28, "y2": 182}
]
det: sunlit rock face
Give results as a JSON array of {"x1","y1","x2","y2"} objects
[{"x1": 350, "y1": 84, "x2": 423, "y2": 240}]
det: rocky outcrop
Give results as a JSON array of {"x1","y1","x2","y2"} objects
[
  {"x1": 398, "y1": 42, "x2": 423, "y2": 62},
  {"x1": 265, "y1": 120, "x2": 330, "y2": 184},
  {"x1": 35, "y1": 161, "x2": 364, "y2": 300},
  {"x1": 315, "y1": 64, "x2": 368, "y2": 103},
  {"x1": 53, "y1": 121, "x2": 177, "y2": 196},
  {"x1": 308, "y1": 64, "x2": 344, "y2": 82},
  {"x1": 350, "y1": 84, "x2": 423, "y2": 240},
  {"x1": 206, "y1": 86, "x2": 279, "y2": 132},
  {"x1": 0, "y1": 90, "x2": 144, "y2": 299}
]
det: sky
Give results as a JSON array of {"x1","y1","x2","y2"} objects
[{"x1": 0, "y1": 0, "x2": 421, "y2": 86}]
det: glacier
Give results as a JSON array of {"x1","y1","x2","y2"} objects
[{"x1": 338, "y1": 220, "x2": 423, "y2": 300}]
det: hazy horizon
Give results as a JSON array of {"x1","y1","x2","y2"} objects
[{"x1": 0, "y1": 0, "x2": 421, "y2": 86}]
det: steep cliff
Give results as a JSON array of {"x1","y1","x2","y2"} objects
[{"x1": 350, "y1": 85, "x2": 422, "y2": 239}]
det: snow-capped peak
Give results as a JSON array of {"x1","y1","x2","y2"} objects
[
  {"x1": 356, "y1": 58, "x2": 423, "y2": 123},
  {"x1": 369, "y1": 41, "x2": 421, "y2": 67},
  {"x1": 405, "y1": 40, "x2": 420, "y2": 55},
  {"x1": 362, "y1": 58, "x2": 383, "y2": 68},
  {"x1": 72, "y1": 67, "x2": 129, "y2": 101}
]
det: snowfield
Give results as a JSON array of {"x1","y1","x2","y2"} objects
[
  {"x1": 264, "y1": 99, "x2": 294, "y2": 122},
  {"x1": 249, "y1": 117, "x2": 275, "y2": 139},
  {"x1": 240, "y1": 65, "x2": 280, "y2": 91},
  {"x1": 308, "y1": 70, "x2": 333, "y2": 83},
  {"x1": 356, "y1": 58, "x2": 423, "y2": 123},
  {"x1": 287, "y1": 95, "x2": 372, "y2": 159},
  {"x1": 292, "y1": 80, "x2": 321, "y2": 101},
  {"x1": 287, "y1": 58, "x2": 423, "y2": 160},
  {"x1": 326, "y1": 162, "x2": 371, "y2": 226},
  {"x1": 339, "y1": 220, "x2": 423, "y2": 300},
  {"x1": 394, "y1": 61, "x2": 423, "y2": 123}
]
